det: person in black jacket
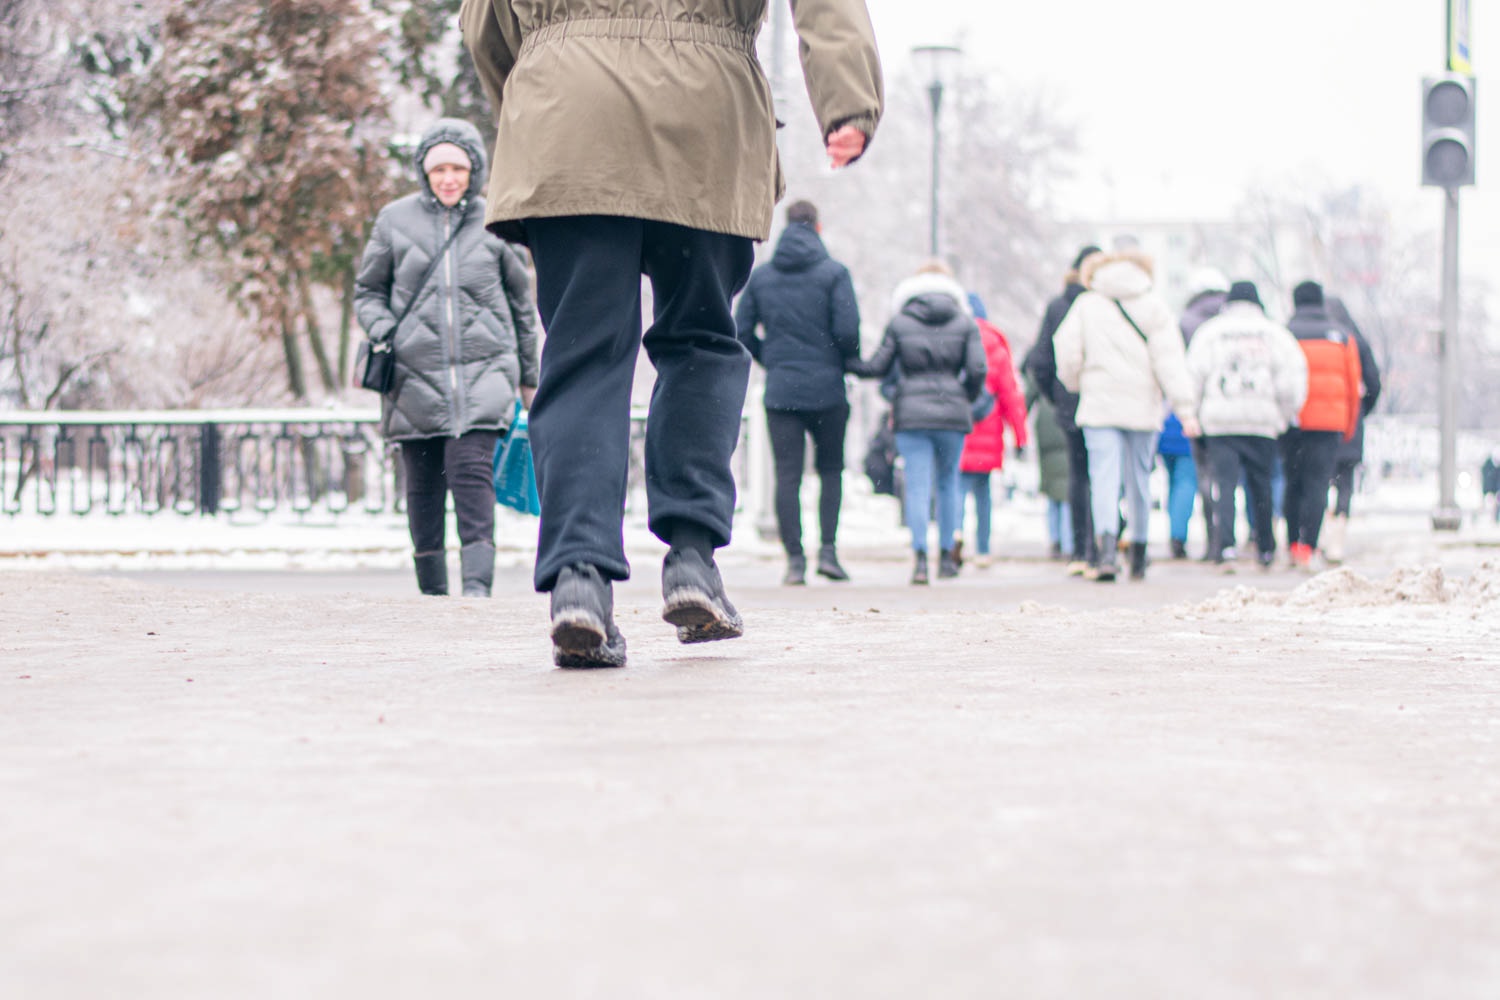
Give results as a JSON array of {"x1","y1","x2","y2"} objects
[
  {"x1": 1023, "y1": 245, "x2": 1100, "y2": 575},
  {"x1": 849, "y1": 263, "x2": 986, "y2": 584},
  {"x1": 735, "y1": 201, "x2": 862, "y2": 585},
  {"x1": 1323, "y1": 295, "x2": 1382, "y2": 562}
]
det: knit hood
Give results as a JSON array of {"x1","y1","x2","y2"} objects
[{"x1": 414, "y1": 118, "x2": 487, "y2": 207}]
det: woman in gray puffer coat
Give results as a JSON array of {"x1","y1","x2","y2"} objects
[
  {"x1": 849, "y1": 263, "x2": 987, "y2": 584},
  {"x1": 356, "y1": 118, "x2": 540, "y2": 598}
]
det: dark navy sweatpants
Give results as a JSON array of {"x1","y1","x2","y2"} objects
[{"x1": 524, "y1": 216, "x2": 754, "y2": 592}]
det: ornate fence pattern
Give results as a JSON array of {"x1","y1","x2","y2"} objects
[{"x1": 0, "y1": 409, "x2": 745, "y2": 518}]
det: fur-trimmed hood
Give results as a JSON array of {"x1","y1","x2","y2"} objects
[
  {"x1": 1081, "y1": 249, "x2": 1155, "y2": 301},
  {"x1": 890, "y1": 271, "x2": 972, "y2": 319}
]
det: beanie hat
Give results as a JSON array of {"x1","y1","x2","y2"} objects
[
  {"x1": 1226, "y1": 280, "x2": 1262, "y2": 309},
  {"x1": 423, "y1": 141, "x2": 472, "y2": 175},
  {"x1": 1292, "y1": 280, "x2": 1324, "y2": 307},
  {"x1": 1072, "y1": 245, "x2": 1102, "y2": 269}
]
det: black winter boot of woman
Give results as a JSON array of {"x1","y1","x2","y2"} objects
[
  {"x1": 1128, "y1": 541, "x2": 1149, "y2": 580},
  {"x1": 816, "y1": 544, "x2": 851, "y2": 581},
  {"x1": 911, "y1": 550, "x2": 930, "y2": 585},
  {"x1": 1088, "y1": 532, "x2": 1119, "y2": 582},
  {"x1": 414, "y1": 551, "x2": 448, "y2": 595}
]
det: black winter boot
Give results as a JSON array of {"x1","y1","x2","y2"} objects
[
  {"x1": 911, "y1": 551, "x2": 930, "y2": 585},
  {"x1": 550, "y1": 564, "x2": 627, "y2": 668},
  {"x1": 1128, "y1": 541, "x2": 1149, "y2": 580},
  {"x1": 413, "y1": 551, "x2": 448, "y2": 596},
  {"x1": 1090, "y1": 533, "x2": 1118, "y2": 582},
  {"x1": 459, "y1": 541, "x2": 495, "y2": 597},
  {"x1": 1169, "y1": 538, "x2": 1188, "y2": 560},
  {"x1": 816, "y1": 544, "x2": 850, "y2": 582},
  {"x1": 782, "y1": 553, "x2": 807, "y2": 586},
  {"x1": 938, "y1": 549, "x2": 961, "y2": 579},
  {"x1": 662, "y1": 546, "x2": 744, "y2": 644}
]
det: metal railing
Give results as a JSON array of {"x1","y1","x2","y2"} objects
[
  {"x1": 0, "y1": 409, "x2": 750, "y2": 518},
  {"x1": 0, "y1": 410, "x2": 394, "y2": 517}
]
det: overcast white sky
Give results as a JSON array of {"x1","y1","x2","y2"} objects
[{"x1": 859, "y1": 0, "x2": 1498, "y2": 282}]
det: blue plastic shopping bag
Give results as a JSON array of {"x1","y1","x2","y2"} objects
[{"x1": 493, "y1": 400, "x2": 540, "y2": 516}]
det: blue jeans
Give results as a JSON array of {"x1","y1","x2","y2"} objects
[
  {"x1": 960, "y1": 471, "x2": 992, "y2": 554},
  {"x1": 1083, "y1": 427, "x2": 1157, "y2": 544},
  {"x1": 1046, "y1": 499, "x2": 1073, "y2": 555},
  {"x1": 1161, "y1": 452, "x2": 1197, "y2": 542},
  {"x1": 897, "y1": 429, "x2": 966, "y2": 554}
]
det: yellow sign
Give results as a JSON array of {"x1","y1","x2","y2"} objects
[{"x1": 1449, "y1": 0, "x2": 1473, "y2": 74}]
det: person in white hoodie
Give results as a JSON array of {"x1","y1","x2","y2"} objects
[
  {"x1": 1185, "y1": 280, "x2": 1307, "y2": 569},
  {"x1": 1055, "y1": 246, "x2": 1198, "y2": 582}
]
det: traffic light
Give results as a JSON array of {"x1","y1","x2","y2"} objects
[{"x1": 1421, "y1": 74, "x2": 1476, "y2": 188}]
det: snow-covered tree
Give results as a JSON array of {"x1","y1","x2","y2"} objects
[{"x1": 133, "y1": 0, "x2": 395, "y2": 400}]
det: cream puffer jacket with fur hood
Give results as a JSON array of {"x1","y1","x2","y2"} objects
[{"x1": 1054, "y1": 250, "x2": 1196, "y2": 432}]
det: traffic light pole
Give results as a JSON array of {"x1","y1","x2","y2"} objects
[{"x1": 1433, "y1": 186, "x2": 1462, "y2": 531}]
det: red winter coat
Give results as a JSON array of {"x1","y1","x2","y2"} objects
[{"x1": 960, "y1": 319, "x2": 1029, "y2": 472}]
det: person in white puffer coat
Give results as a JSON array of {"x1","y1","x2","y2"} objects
[
  {"x1": 1185, "y1": 280, "x2": 1307, "y2": 569},
  {"x1": 1055, "y1": 246, "x2": 1198, "y2": 582}
]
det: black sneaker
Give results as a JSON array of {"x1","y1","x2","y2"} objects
[
  {"x1": 662, "y1": 548, "x2": 743, "y2": 644},
  {"x1": 550, "y1": 564, "x2": 627, "y2": 668}
]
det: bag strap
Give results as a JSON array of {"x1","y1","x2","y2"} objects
[
  {"x1": 1114, "y1": 300, "x2": 1149, "y2": 344},
  {"x1": 376, "y1": 217, "x2": 467, "y2": 342}
]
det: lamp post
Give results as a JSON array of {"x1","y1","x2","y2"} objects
[{"x1": 911, "y1": 44, "x2": 961, "y2": 259}]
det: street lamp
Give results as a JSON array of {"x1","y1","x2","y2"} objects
[{"x1": 911, "y1": 43, "x2": 962, "y2": 259}]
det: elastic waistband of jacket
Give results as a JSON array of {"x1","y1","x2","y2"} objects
[{"x1": 519, "y1": 17, "x2": 758, "y2": 57}]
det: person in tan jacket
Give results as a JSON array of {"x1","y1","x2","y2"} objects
[{"x1": 461, "y1": 0, "x2": 883, "y2": 668}]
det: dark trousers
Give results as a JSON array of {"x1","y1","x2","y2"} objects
[
  {"x1": 400, "y1": 430, "x2": 500, "y2": 554},
  {"x1": 1281, "y1": 429, "x2": 1342, "y2": 549},
  {"x1": 766, "y1": 404, "x2": 849, "y2": 557},
  {"x1": 1208, "y1": 435, "x2": 1276, "y2": 558},
  {"x1": 1331, "y1": 458, "x2": 1358, "y2": 516},
  {"x1": 1191, "y1": 436, "x2": 1224, "y2": 550},
  {"x1": 1064, "y1": 428, "x2": 1094, "y2": 559},
  {"x1": 525, "y1": 215, "x2": 754, "y2": 592}
]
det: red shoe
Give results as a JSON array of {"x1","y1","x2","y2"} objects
[{"x1": 1289, "y1": 542, "x2": 1313, "y2": 568}]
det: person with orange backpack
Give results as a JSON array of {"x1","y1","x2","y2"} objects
[{"x1": 1281, "y1": 281, "x2": 1362, "y2": 569}]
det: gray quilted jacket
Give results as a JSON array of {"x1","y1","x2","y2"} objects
[{"x1": 355, "y1": 118, "x2": 541, "y2": 441}]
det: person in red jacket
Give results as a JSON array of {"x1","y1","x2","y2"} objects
[
  {"x1": 1282, "y1": 280, "x2": 1362, "y2": 569},
  {"x1": 958, "y1": 294, "x2": 1028, "y2": 567}
]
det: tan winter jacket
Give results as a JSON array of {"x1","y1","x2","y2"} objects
[
  {"x1": 459, "y1": 0, "x2": 883, "y2": 244},
  {"x1": 1055, "y1": 250, "x2": 1196, "y2": 433}
]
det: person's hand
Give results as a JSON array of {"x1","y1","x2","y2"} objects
[
  {"x1": 521, "y1": 385, "x2": 537, "y2": 409},
  {"x1": 1180, "y1": 414, "x2": 1202, "y2": 438},
  {"x1": 826, "y1": 125, "x2": 866, "y2": 168}
]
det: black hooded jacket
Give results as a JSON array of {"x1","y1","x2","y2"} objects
[
  {"x1": 848, "y1": 273, "x2": 986, "y2": 433},
  {"x1": 734, "y1": 222, "x2": 862, "y2": 411},
  {"x1": 1023, "y1": 282, "x2": 1087, "y2": 434}
]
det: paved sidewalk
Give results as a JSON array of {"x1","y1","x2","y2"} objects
[{"x1": 3, "y1": 540, "x2": 1499, "y2": 998}]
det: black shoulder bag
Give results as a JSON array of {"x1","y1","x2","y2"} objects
[
  {"x1": 1115, "y1": 300, "x2": 1149, "y2": 343},
  {"x1": 357, "y1": 222, "x2": 466, "y2": 393}
]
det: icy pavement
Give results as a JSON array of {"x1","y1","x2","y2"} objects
[{"x1": 2, "y1": 476, "x2": 1499, "y2": 998}]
